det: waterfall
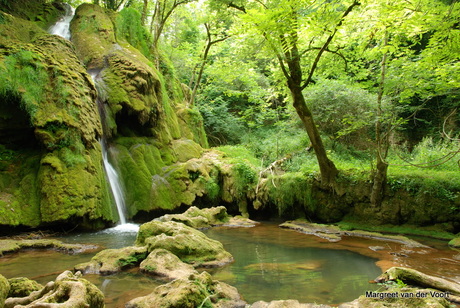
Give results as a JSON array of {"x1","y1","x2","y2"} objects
[
  {"x1": 48, "y1": 4, "x2": 75, "y2": 40},
  {"x1": 101, "y1": 140, "x2": 127, "y2": 225},
  {"x1": 90, "y1": 71, "x2": 138, "y2": 232}
]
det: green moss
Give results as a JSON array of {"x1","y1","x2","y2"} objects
[
  {"x1": 0, "y1": 274, "x2": 9, "y2": 308},
  {"x1": 115, "y1": 8, "x2": 152, "y2": 58},
  {"x1": 7, "y1": 277, "x2": 43, "y2": 297},
  {"x1": 70, "y1": 3, "x2": 116, "y2": 68},
  {"x1": 448, "y1": 237, "x2": 460, "y2": 247},
  {"x1": 267, "y1": 172, "x2": 313, "y2": 217},
  {"x1": 336, "y1": 221, "x2": 456, "y2": 240}
]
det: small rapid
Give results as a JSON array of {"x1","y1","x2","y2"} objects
[{"x1": 48, "y1": 4, "x2": 75, "y2": 40}]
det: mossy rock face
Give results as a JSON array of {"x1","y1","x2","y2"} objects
[
  {"x1": 74, "y1": 246, "x2": 148, "y2": 275},
  {"x1": 7, "y1": 277, "x2": 43, "y2": 298},
  {"x1": 0, "y1": 10, "x2": 114, "y2": 228},
  {"x1": 136, "y1": 220, "x2": 233, "y2": 267},
  {"x1": 448, "y1": 237, "x2": 460, "y2": 248},
  {"x1": 125, "y1": 271, "x2": 246, "y2": 308},
  {"x1": 0, "y1": 274, "x2": 9, "y2": 308},
  {"x1": 139, "y1": 248, "x2": 197, "y2": 281}
]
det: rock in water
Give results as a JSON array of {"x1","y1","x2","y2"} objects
[
  {"x1": 126, "y1": 271, "x2": 246, "y2": 308},
  {"x1": 140, "y1": 248, "x2": 198, "y2": 280},
  {"x1": 4, "y1": 271, "x2": 104, "y2": 308},
  {"x1": 136, "y1": 220, "x2": 233, "y2": 267}
]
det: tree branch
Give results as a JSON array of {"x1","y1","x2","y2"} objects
[{"x1": 301, "y1": 0, "x2": 360, "y2": 90}]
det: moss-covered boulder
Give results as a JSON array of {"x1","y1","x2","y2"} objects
[
  {"x1": 7, "y1": 277, "x2": 43, "y2": 298},
  {"x1": 375, "y1": 267, "x2": 460, "y2": 296},
  {"x1": 448, "y1": 237, "x2": 460, "y2": 248},
  {"x1": 0, "y1": 274, "x2": 9, "y2": 308},
  {"x1": 125, "y1": 271, "x2": 246, "y2": 308},
  {"x1": 4, "y1": 271, "x2": 104, "y2": 308},
  {"x1": 136, "y1": 220, "x2": 233, "y2": 267},
  {"x1": 140, "y1": 248, "x2": 197, "y2": 281},
  {"x1": 74, "y1": 245, "x2": 148, "y2": 275},
  {"x1": 157, "y1": 206, "x2": 229, "y2": 229},
  {"x1": 340, "y1": 288, "x2": 451, "y2": 308}
]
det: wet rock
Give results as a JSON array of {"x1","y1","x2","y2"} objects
[
  {"x1": 7, "y1": 277, "x2": 43, "y2": 298},
  {"x1": 280, "y1": 220, "x2": 429, "y2": 248},
  {"x1": 339, "y1": 288, "x2": 451, "y2": 308},
  {"x1": 250, "y1": 300, "x2": 331, "y2": 308},
  {"x1": 0, "y1": 239, "x2": 97, "y2": 256},
  {"x1": 376, "y1": 266, "x2": 460, "y2": 296},
  {"x1": 125, "y1": 271, "x2": 246, "y2": 308},
  {"x1": 279, "y1": 221, "x2": 343, "y2": 242},
  {"x1": 135, "y1": 220, "x2": 233, "y2": 267},
  {"x1": 156, "y1": 206, "x2": 259, "y2": 229},
  {"x1": 4, "y1": 271, "x2": 104, "y2": 308},
  {"x1": 156, "y1": 206, "x2": 230, "y2": 229},
  {"x1": 75, "y1": 246, "x2": 148, "y2": 275},
  {"x1": 140, "y1": 248, "x2": 197, "y2": 281},
  {"x1": 0, "y1": 274, "x2": 9, "y2": 308}
]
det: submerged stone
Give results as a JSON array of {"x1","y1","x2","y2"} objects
[
  {"x1": 0, "y1": 239, "x2": 97, "y2": 256},
  {"x1": 125, "y1": 271, "x2": 246, "y2": 308},
  {"x1": 136, "y1": 220, "x2": 233, "y2": 267},
  {"x1": 251, "y1": 300, "x2": 330, "y2": 308}
]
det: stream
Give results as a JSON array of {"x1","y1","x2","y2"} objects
[{"x1": 1, "y1": 223, "x2": 459, "y2": 306}]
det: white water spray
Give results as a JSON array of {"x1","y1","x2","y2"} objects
[
  {"x1": 90, "y1": 71, "x2": 138, "y2": 232},
  {"x1": 48, "y1": 4, "x2": 75, "y2": 40}
]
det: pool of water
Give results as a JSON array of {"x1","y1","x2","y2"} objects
[
  {"x1": 203, "y1": 224, "x2": 381, "y2": 304},
  {"x1": 2, "y1": 223, "x2": 458, "y2": 306}
]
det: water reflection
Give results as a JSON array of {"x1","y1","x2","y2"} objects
[{"x1": 203, "y1": 224, "x2": 381, "y2": 304}]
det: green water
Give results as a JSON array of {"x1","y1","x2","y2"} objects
[
  {"x1": 0, "y1": 223, "x2": 381, "y2": 306},
  {"x1": 203, "y1": 224, "x2": 381, "y2": 304}
]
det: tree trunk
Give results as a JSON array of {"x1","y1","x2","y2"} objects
[
  {"x1": 141, "y1": 0, "x2": 148, "y2": 26},
  {"x1": 289, "y1": 84, "x2": 338, "y2": 186},
  {"x1": 370, "y1": 154, "x2": 388, "y2": 207}
]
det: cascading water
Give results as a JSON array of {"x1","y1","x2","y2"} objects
[
  {"x1": 101, "y1": 140, "x2": 127, "y2": 225},
  {"x1": 90, "y1": 71, "x2": 139, "y2": 232},
  {"x1": 48, "y1": 4, "x2": 75, "y2": 40},
  {"x1": 47, "y1": 11, "x2": 138, "y2": 231}
]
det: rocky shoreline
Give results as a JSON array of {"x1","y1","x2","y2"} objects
[{"x1": 1, "y1": 208, "x2": 459, "y2": 307}]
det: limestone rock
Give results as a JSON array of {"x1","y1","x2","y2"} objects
[
  {"x1": 339, "y1": 288, "x2": 451, "y2": 308},
  {"x1": 125, "y1": 271, "x2": 246, "y2": 308},
  {"x1": 140, "y1": 248, "x2": 197, "y2": 281},
  {"x1": 376, "y1": 266, "x2": 460, "y2": 296},
  {"x1": 280, "y1": 220, "x2": 429, "y2": 247},
  {"x1": 4, "y1": 271, "x2": 104, "y2": 308},
  {"x1": 156, "y1": 206, "x2": 230, "y2": 229},
  {"x1": 0, "y1": 274, "x2": 9, "y2": 308},
  {"x1": 7, "y1": 277, "x2": 43, "y2": 298},
  {"x1": 0, "y1": 239, "x2": 97, "y2": 256},
  {"x1": 136, "y1": 220, "x2": 233, "y2": 267},
  {"x1": 75, "y1": 246, "x2": 148, "y2": 275}
]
